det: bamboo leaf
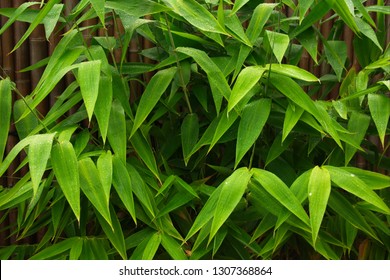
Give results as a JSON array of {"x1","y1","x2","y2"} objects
[
  {"x1": 210, "y1": 168, "x2": 252, "y2": 242},
  {"x1": 97, "y1": 150, "x2": 112, "y2": 203},
  {"x1": 340, "y1": 167, "x2": 390, "y2": 190},
  {"x1": 282, "y1": 103, "x2": 304, "y2": 142},
  {"x1": 12, "y1": 0, "x2": 61, "y2": 52},
  {"x1": 161, "y1": 0, "x2": 227, "y2": 35},
  {"x1": 231, "y1": 0, "x2": 250, "y2": 15},
  {"x1": 112, "y1": 155, "x2": 136, "y2": 223},
  {"x1": 43, "y1": 4, "x2": 63, "y2": 40},
  {"x1": 89, "y1": 0, "x2": 105, "y2": 25},
  {"x1": 29, "y1": 237, "x2": 77, "y2": 260},
  {"x1": 324, "y1": 41, "x2": 347, "y2": 81},
  {"x1": 265, "y1": 133, "x2": 293, "y2": 167},
  {"x1": 329, "y1": 0, "x2": 360, "y2": 35},
  {"x1": 78, "y1": 60, "x2": 101, "y2": 121},
  {"x1": 297, "y1": 28, "x2": 318, "y2": 64},
  {"x1": 236, "y1": 99, "x2": 271, "y2": 168},
  {"x1": 51, "y1": 140, "x2": 80, "y2": 222},
  {"x1": 79, "y1": 157, "x2": 112, "y2": 227},
  {"x1": 268, "y1": 64, "x2": 319, "y2": 82},
  {"x1": 308, "y1": 166, "x2": 331, "y2": 246},
  {"x1": 209, "y1": 109, "x2": 238, "y2": 152},
  {"x1": 181, "y1": 113, "x2": 199, "y2": 165},
  {"x1": 0, "y1": 78, "x2": 12, "y2": 162},
  {"x1": 95, "y1": 206, "x2": 127, "y2": 260},
  {"x1": 161, "y1": 233, "x2": 188, "y2": 260},
  {"x1": 228, "y1": 66, "x2": 265, "y2": 112},
  {"x1": 345, "y1": 112, "x2": 370, "y2": 165},
  {"x1": 368, "y1": 93, "x2": 390, "y2": 148},
  {"x1": 252, "y1": 168, "x2": 310, "y2": 226},
  {"x1": 105, "y1": 0, "x2": 170, "y2": 18},
  {"x1": 28, "y1": 134, "x2": 55, "y2": 197},
  {"x1": 298, "y1": 0, "x2": 314, "y2": 23},
  {"x1": 325, "y1": 166, "x2": 390, "y2": 215},
  {"x1": 131, "y1": 67, "x2": 177, "y2": 137},
  {"x1": 246, "y1": 3, "x2": 277, "y2": 44},
  {"x1": 0, "y1": 2, "x2": 39, "y2": 36},
  {"x1": 107, "y1": 100, "x2": 127, "y2": 163},
  {"x1": 176, "y1": 47, "x2": 231, "y2": 113},
  {"x1": 142, "y1": 231, "x2": 161, "y2": 260},
  {"x1": 265, "y1": 30, "x2": 290, "y2": 64},
  {"x1": 95, "y1": 76, "x2": 113, "y2": 143}
]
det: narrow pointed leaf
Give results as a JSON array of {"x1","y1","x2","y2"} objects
[
  {"x1": 131, "y1": 67, "x2": 176, "y2": 137},
  {"x1": 209, "y1": 109, "x2": 238, "y2": 152},
  {"x1": 79, "y1": 157, "x2": 112, "y2": 227},
  {"x1": 246, "y1": 3, "x2": 277, "y2": 43},
  {"x1": 268, "y1": 64, "x2": 319, "y2": 82},
  {"x1": 308, "y1": 166, "x2": 331, "y2": 245},
  {"x1": 112, "y1": 155, "x2": 136, "y2": 223},
  {"x1": 89, "y1": 0, "x2": 105, "y2": 25},
  {"x1": 105, "y1": 0, "x2": 169, "y2": 17},
  {"x1": 181, "y1": 113, "x2": 199, "y2": 164},
  {"x1": 29, "y1": 237, "x2": 77, "y2": 260},
  {"x1": 340, "y1": 167, "x2": 390, "y2": 190},
  {"x1": 345, "y1": 112, "x2": 370, "y2": 165},
  {"x1": 368, "y1": 93, "x2": 390, "y2": 148},
  {"x1": 97, "y1": 150, "x2": 112, "y2": 202},
  {"x1": 161, "y1": 0, "x2": 227, "y2": 35},
  {"x1": 0, "y1": 78, "x2": 12, "y2": 162},
  {"x1": 325, "y1": 166, "x2": 390, "y2": 214},
  {"x1": 324, "y1": 41, "x2": 347, "y2": 81},
  {"x1": 42, "y1": 4, "x2": 63, "y2": 39},
  {"x1": 142, "y1": 231, "x2": 161, "y2": 260},
  {"x1": 236, "y1": 99, "x2": 271, "y2": 168},
  {"x1": 51, "y1": 140, "x2": 80, "y2": 221},
  {"x1": 231, "y1": 0, "x2": 250, "y2": 15},
  {"x1": 265, "y1": 30, "x2": 290, "y2": 64},
  {"x1": 161, "y1": 233, "x2": 188, "y2": 260},
  {"x1": 78, "y1": 60, "x2": 101, "y2": 121},
  {"x1": 297, "y1": 28, "x2": 318, "y2": 64},
  {"x1": 282, "y1": 103, "x2": 304, "y2": 142},
  {"x1": 252, "y1": 168, "x2": 310, "y2": 226},
  {"x1": 210, "y1": 168, "x2": 252, "y2": 242},
  {"x1": 107, "y1": 100, "x2": 127, "y2": 163},
  {"x1": 29, "y1": 134, "x2": 55, "y2": 196},
  {"x1": 95, "y1": 76, "x2": 113, "y2": 143},
  {"x1": 228, "y1": 66, "x2": 265, "y2": 112}
]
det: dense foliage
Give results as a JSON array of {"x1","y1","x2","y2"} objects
[{"x1": 0, "y1": 0, "x2": 389, "y2": 260}]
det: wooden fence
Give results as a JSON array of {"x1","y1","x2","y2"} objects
[{"x1": 0, "y1": 0, "x2": 388, "y2": 248}]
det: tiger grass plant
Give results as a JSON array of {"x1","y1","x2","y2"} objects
[{"x1": 0, "y1": 0, "x2": 389, "y2": 260}]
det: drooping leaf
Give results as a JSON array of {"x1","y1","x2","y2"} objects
[
  {"x1": 0, "y1": 78, "x2": 12, "y2": 162},
  {"x1": 308, "y1": 166, "x2": 331, "y2": 246},
  {"x1": 94, "y1": 76, "x2": 113, "y2": 143},
  {"x1": 252, "y1": 168, "x2": 310, "y2": 226},
  {"x1": 265, "y1": 30, "x2": 290, "y2": 64},
  {"x1": 368, "y1": 93, "x2": 390, "y2": 148},
  {"x1": 97, "y1": 150, "x2": 112, "y2": 203},
  {"x1": 324, "y1": 41, "x2": 347, "y2": 81},
  {"x1": 340, "y1": 167, "x2": 390, "y2": 190},
  {"x1": 297, "y1": 28, "x2": 318, "y2": 64},
  {"x1": 112, "y1": 155, "x2": 136, "y2": 223},
  {"x1": 42, "y1": 4, "x2": 63, "y2": 40},
  {"x1": 107, "y1": 100, "x2": 127, "y2": 163},
  {"x1": 79, "y1": 157, "x2": 112, "y2": 227},
  {"x1": 131, "y1": 67, "x2": 177, "y2": 137},
  {"x1": 181, "y1": 113, "x2": 199, "y2": 165},
  {"x1": 235, "y1": 99, "x2": 271, "y2": 168},
  {"x1": 51, "y1": 140, "x2": 80, "y2": 222},
  {"x1": 231, "y1": 0, "x2": 250, "y2": 15},
  {"x1": 209, "y1": 109, "x2": 238, "y2": 152},
  {"x1": 210, "y1": 168, "x2": 252, "y2": 242},
  {"x1": 282, "y1": 103, "x2": 304, "y2": 142},
  {"x1": 78, "y1": 60, "x2": 101, "y2": 121},
  {"x1": 345, "y1": 112, "x2": 370, "y2": 165},
  {"x1": 268, "y1": 64, "x2": 319, "y2": 82},
  {"x1": 89, "y1": 0, "x2": 105, "y2": 25},
  {"x1": 28, "y1": 133, "x2": 56, "y2": 197},
  {"x1": 29, "y1": 237, "x2": 77, "y2": 260},
  {"x1": 161, "y1": 233, "x2": 188, "y2": 260},
  {"x1": 228, "y1": 66, "x2": 265, "y2": 112},
  {"x1": 161, "y1": 0, "x2": 227, "y2": 35},
  {"x1": 246, "y1": 3, "x2": 278, "y2": 43},
  {"x1": 325, "y1": 166, "x2": 390, "y2": 215}
]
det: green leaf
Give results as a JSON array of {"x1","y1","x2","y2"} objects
[
  {"x1": 324, "y1": 41, "x2": 347, "y2": 81},
  {"x1": 354, "y1": 17, "x2": 382, "y2": 51},
  {"x1": 161, "y1": 233, "x2": 188, "y2": 260},
  {"x1": 28, "y1": 134, "x2": 55, "y2": 197},
  {"x1": 130, "y1": 130, "x2": 160, "y2": 182},
  {"x1": 368, "y1": 94, "x2": 390, "y2": 148},
  {"x1": 252, "y1": 168, "x2": 310, "y2": 226},
  {"x1": 325, "y1": 166, "x2": 390, "y2": 215},
  {"x1": 0, "y1": 2, "x2": 39, "y2": 36},
  {"x1": 105, "y1": 0, "x2": 169, "y2": 17},
  {"x1": 79, "y1": 157, "x2": 112, "y2": 227},
  {"x1": 297, "y1": 28, "x2": 318, "y2": 64},
  {"x1": 51, "y1": 140, "x2": 80, "y2": 222},
  {"x1": 231, "y1": 0, "x2": 250, "y2": 15},
  {"x1": 97, "y1": 150, "x2": 112, "y2": 204},
  {"x1": 235, "y1": 99, "x2": 271, "y2": 168},
  {"x1": 282, "y1": 103, "x2": 304, "y2": 142},
  {"x1": 308, "y1": 166, "x2": 331, "y2": 246},
  {"x1": 329, "y1": 0, "x2": 360, "y2": 35},
  {"x1": 89, "y1": 0, "x2": 105, "y2": 25},
  {"x1": 209, "y1": 109, "x2": 238, "y2": 152},
  {"x1": 340, "y1": 167, "x2": 390, "y2": 190},
  {"x1": 142, "y1": 231, "x2": 161, "y2": 260},
  {"x1": 265, "y1": 30, "x2": 290, "y2": 64},
  {"x1": 107, "y1": 100, "x2": 127, "y2": 163},
  {"x1": 328, "y1": 191, "x2": 378, "y2": 240},
  {"x1": 112, "y1": 155, "x2": 136, "y2": 223},
  {"x1": 181, "y1": 113, "x2": 199, "y2": 165},
  {"x1": 11, "y1": 0, "x2": 61, "y2": 52},
  {"x1": 95, "y1": 76, "x2": 113, "y2": 143},
  {"x1": 176, "y1": 47, "x2": 231, "y2": 112},
  {"x1": 298, "y1": 0, "x2": 314, "y2": 23},
  {"x1": 246, "y1": 3, "x2": 277, "y2": 44},
  {"x1": 29, "y1": 237, "x2": 77, "y2": 260},
  {"x1": 0, "y1": 78, "x2": 12, "y2": 162},
  {"x1": 224, "y1": 11, "x2": 251, "y2": 47},
  {"x1": 268, "y1": 64, "x2": 319, "y2": 82},
  {"x1": 78, "y1": 60, "x2": 101, "y2": 122},
  {"x1": 161, "y1": 0, "x2": 227, "y2": 35},
  {"x1": 228, "y1": 66, "x2": 266, "y2": 112},
  {"x1": 95, "y1": 206, "x2": 127, "y2": 260},
  {"x1": 265, "y1": 133, "x2": 293, "y2": 167},
  {"x1": 210, "y1": 168, "x2": 252, "y2": 242},
  {"x1": 345, "y1": 112, "x2": 370, "y2": 165},
  {"x1": 131, "y1": 67, "x2": 177, "y2": 137}
]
